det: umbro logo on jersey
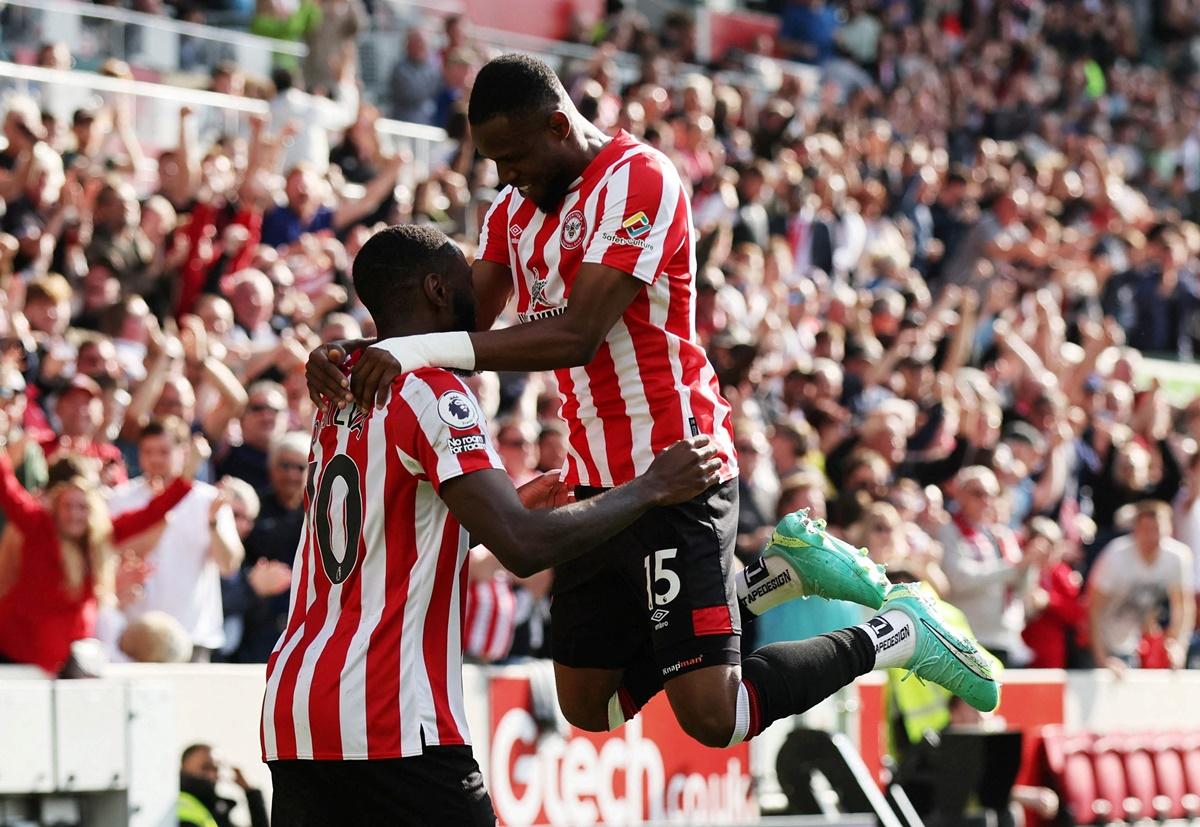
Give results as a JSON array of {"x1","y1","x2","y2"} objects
[
  {"x1": 509, "y1": 225, "x2": 522, "y2": 239},
  {"x1": 651, "y1": 609, "x2": 669, "y2": 623}
]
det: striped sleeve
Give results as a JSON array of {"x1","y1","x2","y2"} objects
[
  {"x1": 477, "y1": 188, "x2": 515, "y2": 266},
  {"x1": 581, "y1": 152, "x2": 686, "y2": 285},
  {"x1": 397, "y1": 369, "x2": 503, "y2": 492}
]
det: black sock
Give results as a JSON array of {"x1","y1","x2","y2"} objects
[{"x1": 740, "y1": 628, "x2": 874, "y2": 735}]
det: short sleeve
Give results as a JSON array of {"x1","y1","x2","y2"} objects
[
  {"x1": 582, "y1": 152, "x2": 687, "y2": 284},
  {"x1": 477, "y1": 188, "x2": 515, "y2": 267},
  {"x1": 397, "y1": 370, "x2": 504, "y2": 492}
]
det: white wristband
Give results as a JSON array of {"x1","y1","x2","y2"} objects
[{"x1": 369, "y1": 331, "x2": 476, "y2": 372}]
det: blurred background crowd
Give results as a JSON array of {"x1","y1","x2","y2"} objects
[{"x1": 0, "y1": 0, "x2": 1199, "y2": 688}]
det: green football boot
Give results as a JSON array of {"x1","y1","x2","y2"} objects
[
  {"x1": 765, "y1": 508, "x2": 891, "y2": 609},
  {"x1": 881, "y1": 583, "x2": 1001, "y2": 712}
]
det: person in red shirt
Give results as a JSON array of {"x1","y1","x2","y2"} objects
[
  {"x1": 1021, "y1": 516, "x2": 1087, "y2": 669},
  {"x1": 42, "y1": 374, "x2": 127, "y2": 486},
  {"x1": 0, "y1": 426, "x2": 208, "y2": 674}
]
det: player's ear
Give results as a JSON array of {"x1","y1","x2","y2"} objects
[
  {"x1": 423, "y1": 272, "x2": 450, "y2": 308},
  {"x1": 548, "y1": 110, "x2": 571, "y2": 142}
]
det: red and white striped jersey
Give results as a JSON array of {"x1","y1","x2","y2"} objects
[
  {"x1": 463, "y1": 576, "x2": 518, "y2": 663},
  {"x1": 478, "y1": 130, "x2": 738, "y2": 488},
  {"x1": 261, "y1": 367, "x2": 504, "y2": 761}
]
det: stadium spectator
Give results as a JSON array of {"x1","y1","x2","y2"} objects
[
  {"x1": 389, "y1": 29, "x2": 442, "y2": 125},
  {"x1": 108, "y1": 417, "x2": 243, "y2": 661},
  {"x1": 940, "y1": 466, "x2": 1037, "y2": 667},
  {"x1": 1089, "y1": 500, "x2": 1195, "y2": 670},
  {"x1": 214, "y1": 381, "x2": 288, "y2": 492},
  {"x1": 179, "y1": 743, "x2": 268, "y2": 827},
  {"x1": 222, "y1": 432, "x2": 308, "y2": 663}
]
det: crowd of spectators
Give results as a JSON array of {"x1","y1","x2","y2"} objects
[{"x1": 1, "y1": 0, "x2": 1200, "y2": 678}]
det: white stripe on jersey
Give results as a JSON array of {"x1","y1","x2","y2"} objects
[
  {"x1": 290, "y1": 424, "x2": 353, "y2": 758},
  {"x1": 606, "y1": 317, "x2": 655, "y2": 475},
  {"x1": 337, "y1": 403, "x2": 391, "y2": 757}
]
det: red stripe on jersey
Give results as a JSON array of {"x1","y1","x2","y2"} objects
[
  {"x1": 424, "y1": 514, "x2": 461, "y2": 743},
  {"x1": 586, "y1": 341, "x2": 634, "y2": 483},
  {"x1": 305, "y1": 410, "x2": 373, "y2": 758},
  {"x1": 692, "y1": 605, "x2": 734, "y2": 636}
]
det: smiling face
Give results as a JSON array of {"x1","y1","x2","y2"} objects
[{"x1": 472, "y1": 112, "x2": 579, "y2": 213}]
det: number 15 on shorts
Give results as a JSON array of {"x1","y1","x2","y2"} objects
[{"x1": 645, "y1": 548, "x2": 681, "y2": 614}]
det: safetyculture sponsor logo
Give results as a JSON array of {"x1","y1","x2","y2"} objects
[
  {"x1": 600, "y1": 231, "x2": 655, "y2": 251},
  {"x1": 622, "y1": 210, "x2": 652, "y2": 238}
]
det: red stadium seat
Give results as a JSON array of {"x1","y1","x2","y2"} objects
[
  {"x1": 1040, "y1": 727, "x2": 1101, "y2": 824},
  {"x1": 1117, "y1": 735, "x2": 1158, "y2": 820},
  {"x1": 1090, "y1": 736, "x2": 1131, "y2": 820},
  {"x1": 1150, "y1": 734, "x2": 1187, "y2": 819}
]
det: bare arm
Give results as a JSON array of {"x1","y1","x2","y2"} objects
[
  {"x1": 440, "y1": 437, "x2": 720, "y2": 578},
  {"x1": 208, "y1": 502, "x2": 244, "y2": 576},
  {"x1": 197, "y1": 356, "x2": 249, "y2": 442},
  {"x1": 332, "y1": 155, "x2": 403, "y2": 230},
  {"x1": 1089, "y1": 586, "x2": 1113, "y2": 666},
  {"x1": 347, "y1": 263, "x2": 642, "y2": 407}
]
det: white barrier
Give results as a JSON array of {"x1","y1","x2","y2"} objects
[
  {"x1": 1, "y1": 0, "x2": 305, "y2": 80},
  {"x1": 5, "y1": 664, "x2": 1199, "y2": 826},
  {"x1": 0, "y1": 61, "x2": 451, "y2": 189}
]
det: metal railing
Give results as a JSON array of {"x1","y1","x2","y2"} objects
[
  {"x1": 0, "y1": 62, "x2": 449, "y2": 192},
  {"x1": 0, "y1": 0, "x2": 306, "y2": 80}
]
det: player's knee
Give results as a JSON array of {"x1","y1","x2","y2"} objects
[
  {"x1": 556, "y1": 692, "x2": 609, "y2": 732},
  {"x1": 675, "y1": 706, "x2": 735, "y2": 748}
]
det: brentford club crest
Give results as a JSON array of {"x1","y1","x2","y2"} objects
[{"x1": 560, "y1": 209, "x2": 587, "y2": 250}]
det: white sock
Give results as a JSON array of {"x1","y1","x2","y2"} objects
[
  {"x1": 726, "y1": 681, "x2": 752, "y2": 747},
  {"x1": 736, "y1": 555, "x2": 808, "y2": 616},
  {"x1": 857, "y1": 610, "x2": 917, "y2": 670}
]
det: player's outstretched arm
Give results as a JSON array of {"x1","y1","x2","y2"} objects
[
  {"x1": 440, "y1": 436, "x2": 721, "y2": 578},
  {"x1": 348, "y1": 263, "x2": 642, "y2": 409}
]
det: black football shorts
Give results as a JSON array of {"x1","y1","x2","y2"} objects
[
  {"x1": 268, "y1": 747, "x2": 495, "y2": 827},
  {"x1": 550, "y1": 479, "x2": 741, "y2": 680}
]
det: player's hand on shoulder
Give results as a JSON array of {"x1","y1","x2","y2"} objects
[
  {"x1": 305, "y1": 338, "x2": 367, "y2": 409},
  {"x1": 350, "y1": 346, "x2": 403, "y2": 410},
  {"x1": 643, "y1": 435, "x2": 723, "y2": 506}
]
